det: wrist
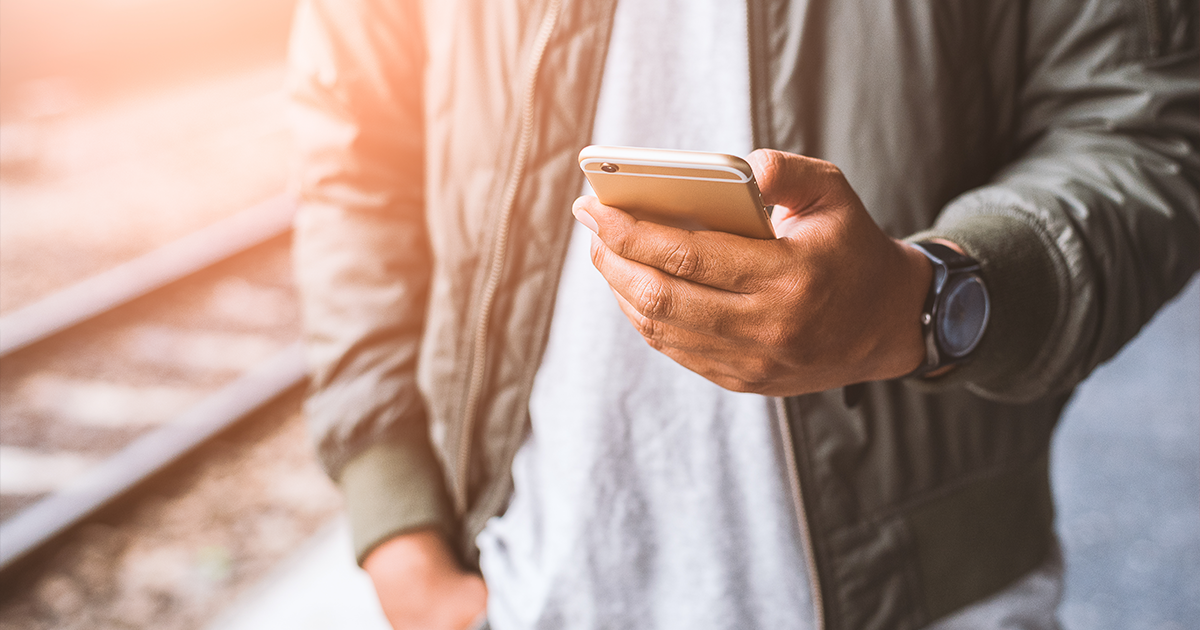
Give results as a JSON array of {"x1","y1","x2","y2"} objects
[
  {"x1": 870, "y1": 239, "x2": 934, "y2": 382},
  {"x1": 364, "y1": 528, "x2": 488, "y2": 630},
  {"x1": 363, "y1": 528, "x2": 465, "y2": 584},
  {"x1": 859, "y1": 238, "x2": 931, "y2": 384}
]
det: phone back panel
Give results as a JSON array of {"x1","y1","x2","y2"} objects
[{"x1": 579, "y1": 146, "x2": 775, "y2": 239}]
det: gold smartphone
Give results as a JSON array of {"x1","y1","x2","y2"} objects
[{"x1": 578, "y1": 145, "x2": 776, "y2": 239}]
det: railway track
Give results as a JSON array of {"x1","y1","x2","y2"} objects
[{"x1": 0, "y1": 194, "x2": 314, "y2": 581}]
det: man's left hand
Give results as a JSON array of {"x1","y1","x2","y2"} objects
[{"x1": 574, "y1": 149, "x2": 932, "y2": 397}]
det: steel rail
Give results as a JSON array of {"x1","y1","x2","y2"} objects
[
  {"x1": 0, "y1": 343, "x2": 307, "y2": 572},
  {"x1": 0, "y1": 194, "x2": 297, "y2": 357},
  {"x1": 0, "y1": 193, "x2": 305, "y2": 574}
]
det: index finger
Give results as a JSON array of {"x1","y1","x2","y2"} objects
[{"x1": 573, "y1": 196, "x2": 783, "y2": 293}]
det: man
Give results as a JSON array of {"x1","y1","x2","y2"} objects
[{"x1": 287, "y1": 0, "x2": 1199, "y2": 628}]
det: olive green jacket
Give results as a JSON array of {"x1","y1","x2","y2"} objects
[{"x1": 287, "y1": 0, "x2": 1199, "y2": 627}]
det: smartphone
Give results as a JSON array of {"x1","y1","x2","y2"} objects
[{"x1": 578, "y1": 145, "x2": 775, "y2": 239}]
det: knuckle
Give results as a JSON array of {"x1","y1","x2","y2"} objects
[
  {"x1": 729, "y1": 266, "x2": 762, "y2": 292},
  {"x1": 632, "y1": 277, "x2": 671, "y2": 319},
  {"x1": 743, "y1": 357, "x2": 774, "y2": 384},
  {"x1": 761, "y1": 149, "x2": 782, "y2": 173},
  {"x1": 607, "y1": 226, "x2": 633, "y2": 257},
  {"x1": 707, "y1": 312, "x2": 737, "y2": 339},
  {"x1": 775, "y1": 329, "x2": 802, "y2": 356},
  {"x1": 821, "y1": 162, "x2": 850, "y2": 194},
  {"x1": 633, "y1": 312, "x2": 663, "y2": 340},
  {"x1": 762, "y1": 320, "x2": 790, "y2": 347},
  {"x1": 757, "y1": 153, "x2": 782, "y2": 191},
  {"x1": 664, "y1": 240, "x2": 701, "y2": 279}
]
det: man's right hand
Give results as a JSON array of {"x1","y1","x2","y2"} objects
[{"x1": 362, "y1": 529, "x2": 488, "y2": 630}]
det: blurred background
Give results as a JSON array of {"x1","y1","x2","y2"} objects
[
  {"x1": 0, "y1": 0, "x2": 295, "y2": 305},
  {"x1": 0, "y1": 1, "x2": 358, "y2": 629},
  {"x1": 0, "y1": 1, "x2": 1196, "y2": 629}
]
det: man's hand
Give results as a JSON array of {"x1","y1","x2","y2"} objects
[
  {"x1": 573, "y1": 149, "x2": 932, "y2": 396},
  {"x1": 362, "y1": 529, "x2": 487, "y2": 630}
]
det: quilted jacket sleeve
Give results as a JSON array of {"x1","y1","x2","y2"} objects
[
  {"x1": 915, "y1": 0, "x2": 1200, "y2": 402},
  {"x1": 288, "y1": 0, "x2": 455, "y2": 563}
]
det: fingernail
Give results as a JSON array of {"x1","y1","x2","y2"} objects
[{"x1": 572, "y1": 206, "x2": 599, "y2": 235}]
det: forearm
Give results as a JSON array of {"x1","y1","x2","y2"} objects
[{"x1": 909, "y1": 0, "x2": 1199, "y2": 401}]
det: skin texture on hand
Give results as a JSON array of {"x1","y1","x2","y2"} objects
[
  {"x1": 362, "y1": 529, "x2": 488, "y2": 630},
  {"x1": 574, "y1": 148, "x2": 933, "y2": 396}
]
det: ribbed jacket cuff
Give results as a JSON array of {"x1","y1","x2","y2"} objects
[
  {"x1": 338, "y1": 436, "x2": 456, "y2": 565},
  {"x1": 906, "y1": 214, "x2": 1060, "y2": 395}
]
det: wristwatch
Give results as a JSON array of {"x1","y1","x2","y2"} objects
[{"x1": 908, "y1": 240, "x2": 990, "y2": 377}]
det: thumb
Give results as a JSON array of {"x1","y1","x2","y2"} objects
[{"x1": 747, "y1": 149, "x2": 846, "y2": 215}]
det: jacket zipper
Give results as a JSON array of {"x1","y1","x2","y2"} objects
[
  {"x1": 748, "y1": 0, "x2": 827, "y2": 624},
  {"x1": 456, "y1": 0, "x2": 563, "y2": 514},
  {"x1": 774, "y1": 397, "x2": 827, "y2": 630}
]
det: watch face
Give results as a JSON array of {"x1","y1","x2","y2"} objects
[{"x1": 937, "y1": 275, "x2": 989, "y2": 358}]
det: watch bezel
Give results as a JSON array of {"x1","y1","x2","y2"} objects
[
  {"x1": 909, "y1": 241, "x2": 990, "y2": 377},
  {"x1": 937, "y1": 273, "x2": 990, "y2": 359}
]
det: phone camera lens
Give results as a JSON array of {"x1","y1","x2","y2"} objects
[{"x1": 600, "y1": 163, "x2": 619, "y2": 173}]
